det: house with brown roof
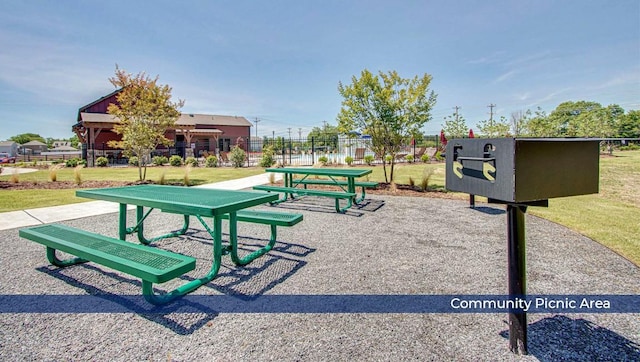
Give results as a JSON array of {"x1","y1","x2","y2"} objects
[{"x1": 72, "y1": 89, "x2": 252, "y2": 165}]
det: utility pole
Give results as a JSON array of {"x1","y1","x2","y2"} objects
[
  {"x1": 287, "y1": 127, "x2": 292, "y2": 140},
  {"x1": 454, "y1": 106, "x2": 461, "y2": 122},
  {"x1": 488, "y1": 104, "x2": 496, "y2": 121},
  {"x1": 298, "y1": 128, "x2": 302, "y2": 140},
  {"x1": 253, "y1": 118, "x2": 261, "y2": 138}
]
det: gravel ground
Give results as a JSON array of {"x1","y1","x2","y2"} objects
[{"x1": 0, "y1": 195, "x2": 638, "y2": 361}]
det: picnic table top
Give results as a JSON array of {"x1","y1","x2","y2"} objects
[
  {"x1": 265, "y1": 167, "x2": 372, "y2": 178},
  {"x1": 76, "y1": 185, "x2": 278, "y2": 217}
]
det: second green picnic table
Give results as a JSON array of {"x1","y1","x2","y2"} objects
[{"x1": 254, "y1": 167, "x2": 375, "y2": 212}]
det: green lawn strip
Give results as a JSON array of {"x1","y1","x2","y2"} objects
[
  {"x1": 0, "y1": 166, "x2": 265, "y2": 212},
  {"x1": 529, "y1": 195, "x2": 640, "y2": 266},
  {"x1": 0, "y1": 189, "x2": 85, "y2": 212}
]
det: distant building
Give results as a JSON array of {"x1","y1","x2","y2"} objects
[
  {"x1": 0, "y1": 141, "x2": 18, "y2": 156},
  {"x1": 52, "y1": 140, "x2": 72, "y2": 148},
  {"x1": 72, "y1": 89, "x2": 252, "y2": 164},
  {"x1": 21, "y1": 140, "x2": 48, "y2": 155}
]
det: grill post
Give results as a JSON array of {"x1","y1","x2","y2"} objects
[{"x1": 507, "y1": 204, "x2": 527, "y2": 354}]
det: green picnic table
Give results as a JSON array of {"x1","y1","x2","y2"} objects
[
  {"x1": 254, "y1": 167, "x2": 375, "y2": 212},
  {"x1": 20, "y1": 185, "x2": 304, "y2": 304}
]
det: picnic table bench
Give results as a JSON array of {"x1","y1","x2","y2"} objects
[
  {"x1": 167, "y1": 208, "x2": 303, "y2": 264},
  {"x1": 253, "y1": 185, "x2": 356, "y2": 213},
  {"x1": 20, "y1": 224, "x2": 196, "y2": 303},
  {"x1": 293, "y1": 179, "x2": 378, "y2": 202},
  {"x1": 255, "y1": 167, "x2": 373, "y2": 213},
  {"x1": 19, "y1": 185, "x2": 303, "y2": 305}
]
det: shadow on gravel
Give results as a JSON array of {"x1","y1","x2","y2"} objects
[
  {"x1": 500, "y1": 315, "x2": 640, "y2": 361},
  {"x1": 263, "y1": 196, "x2": 384, "y2": 216},
  {"x1": 178, "y1": 236, "x2": 314, "y2": 299},
  {"x1": 35, "y1": 238, "x2": 315, "y2": 335},
  {"x1": 37, "y1": 265, "x2": 218, "y2": 335},
  {"x1": 471, "y1": 206, "x2": 506, "y2": 215}
]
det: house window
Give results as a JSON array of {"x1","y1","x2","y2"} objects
[{"x1": 219, "y1": 138, "x2": 231, "y2": 152}]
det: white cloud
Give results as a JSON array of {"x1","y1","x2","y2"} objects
[{"x1": 495, "y1": 70, "x2": 517, "y2": 83}]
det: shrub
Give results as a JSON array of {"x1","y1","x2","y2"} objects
[
  {"x1": 318, "y1": 156, "x2": 328, "y2": 166},
  {"x1": 152, "y1": 156, "x2": 168, "y2": 166},
  {"x1": 49, "y1": 164, "x2": 63, "y2": 182},
  {"x1": 65, "y1": 158, "x2": 81, "y2": 167},
  {"x1": 229, "y1": 146, "x2": 246, "y2": 168},
  {"x1": 183, "y1": 165, "x2": 192, "y2": 186},
  {"x1": 405, "y1": 154, "x2": 414, "y2": 163},
  {"x1": 158, "y1": 170, "x2": 166, "y2": 185},
  {"x1": 345, "y1": 156, "x2": 354, "y2": 166},
  {"x1": 421, "y1": 168, "x2": 434, "y2": 192},
  {"x1": 421, "y1": 154, "x2": 430, "y2": 163},
  {"x1": 96, "y1": 157, "x2": 109, "y2": 167},
  {"x1": 434, "y1": 151, "x2": 444, "y2": 162},
  {"x1": 259, "y1": 146, "x2": 276, "y2": 168},
  {"x1": 169, "y1": 155, "x2": 183, "y2": 166},
  {"x1": 619, "y1": 143, "x2": 640, "y2": 151},
  {"x1": 364, "y1": 155, "x2": 374, "y2": 165},
  {"x1": 385, "y1": 155, "x2": 393, "y2": 163},
  {"x1": 185, "y1": 156, "x2": 199, "y2": 167},
  {"x1": 205, "y1": 155, "x2": 218, "y2": 167},
  {"x1": 128, "y1": 156, "x2": 139, "y2": 166},
  {"x1": 74, "y1": 165, "x2": 83, "y2": 185},
  {"x1": 10, "y1": 169, "x2": 19, "y2": 183}
]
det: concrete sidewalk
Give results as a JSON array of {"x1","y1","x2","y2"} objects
[{"x1": 0, "y1": 172, "x2": 282, "y2": 231}]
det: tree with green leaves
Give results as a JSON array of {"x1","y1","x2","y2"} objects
[
  {"x1": 525, "y1": 107, "x2": 556, "y2": 137},
  {"x1": 337, "y1": 69, "x2": 437, "y2": 183},
  {"x1": 478, "y1": 115, "x2": 510, "y2": 137},
  {"x1": 618, "y1": 110, "x2": 640, "y2": 138},
  {"x1": 10, "y1": 133, "x2": 46, "y2": 144},
  {"x1": 107, "y1": 66, "x2": 184, "y2": 180},
  {"x1": 441, "y1": 111, "x2": 468, "y2": 139},
  {"x1": 308, "y1": 123, "x2": 340, "y2": 151}
]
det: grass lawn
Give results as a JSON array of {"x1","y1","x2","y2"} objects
[
  {"x1": 2, "y1": 151, "x2": 639, "y2": 265},
  {"x1": 0, "y1": 166, "x2": 264, "y2": 212}
]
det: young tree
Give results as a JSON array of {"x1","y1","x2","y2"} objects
[
  {"x1": 441, "y1": 111, "x2": 468, "y2": 139},
  {"x1": 107, "y1": 66, "x2": 184, "y2": 180},
  {"x1": 477, "y1": 115, "x2": 510, "y2": 137},
  {"x1": 510, "y1": 110, "x2": 532, "y2": 136},
  {"x1": 337, "y1": 69, "x2": 437, "y2": 182},
  {"x1": 526, "y1": 107, "x2": 558, "y2": 137}
]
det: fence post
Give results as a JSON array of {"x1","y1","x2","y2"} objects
[{"x1": 311, "y1": 137, "x2": 315, "y2": 165}]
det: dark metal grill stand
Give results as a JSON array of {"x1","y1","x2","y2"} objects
[{"x1": 507, "y1": 204, "x2": 527, "y2": 354}]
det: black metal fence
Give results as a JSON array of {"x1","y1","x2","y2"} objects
[{"x1": 82, "y1": 135, "x2": 444, "y2": 167}]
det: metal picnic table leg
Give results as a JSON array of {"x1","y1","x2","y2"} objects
[
  {"x1": 229, "y1": 212, "x2": 278, "y2": 266},
  {"x1": 119, "y1": 203, "x2": 128, "y2": 240},
  {"x1": 142, "y1": 215, "x2": 224, "y2": 305},
  {"x1": 115, "y1": 204, "x2": 189, "y2": 245},
  {"x1": 507, "y1": 204, "x2": 528, "y2": 354}
]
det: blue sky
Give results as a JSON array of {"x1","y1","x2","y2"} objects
[{"x1": 1, "y1": 0, "x2": 638, "y2": 140}]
